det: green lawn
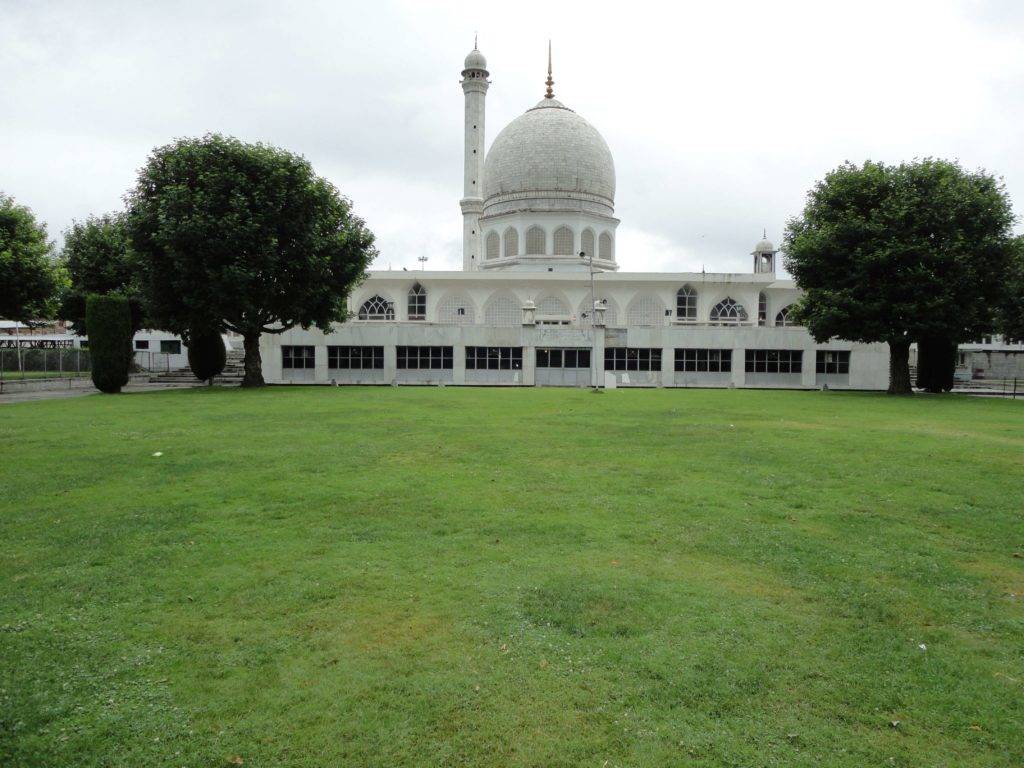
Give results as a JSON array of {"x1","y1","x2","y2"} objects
[{"x1": 1, "y1": 387, "x2": 1022, "y2": 767}]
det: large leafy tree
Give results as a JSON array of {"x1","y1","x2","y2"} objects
[
  {"x1": 0, "y1": 194, "x2": 61, "y2": 323},
  {"x1": 999, "y1": 236, "x2": 1024, "y2": 342},
  {"x1": 60, "y1": 213, "x2": 144, "y2": 335},
  {"x1": 784, "y1": 159, "x2": 1016, "y2": 393},
  {"x1": 127, "y1": 134, "x2": 376, "y2": 386}
]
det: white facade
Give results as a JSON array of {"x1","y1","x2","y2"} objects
[{"x1": 260, "y1": 42, "x2": 891, "y2": 390}]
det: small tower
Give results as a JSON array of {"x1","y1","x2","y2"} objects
[
  {"x1": 752, "y1": 230, "x2": 777, "y2": 274},
  {"x1": 460, "y1": 38, "x2": 489, "y2": 272}
]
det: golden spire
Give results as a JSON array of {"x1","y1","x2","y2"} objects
[{"x1": 545, "y1": 40, "x2": 554, "y2": 99}]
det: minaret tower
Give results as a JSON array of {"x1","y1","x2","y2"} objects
[
  {"x1": 752, "y1": 230, "x2": 778, "y2": 274},
  {"x1": 460, "y1": 38, "x2": 489, "y2": 271}
]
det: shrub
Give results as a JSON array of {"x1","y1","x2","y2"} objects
[
  {"x1": 86, "y1": 294, "x2": 131, "y2": 393},
  {"x1": 187, "y1": 328, "x2": 226, "y2": 382}
]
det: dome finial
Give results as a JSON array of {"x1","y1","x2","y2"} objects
[
  {"x1": 545, "y1": 40, "x2": 555, "y2": 99},
  {"x1": 474, "y1": 31, "x2": 478, "y2": 50},
  {"x1": 763, "y1": 227, "x2": 767, "y2": 240}
]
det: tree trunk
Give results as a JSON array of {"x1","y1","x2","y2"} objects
[
  {"x1": 888, "y1": 339, "x2": 912, "y2": 394},
  {"x1": 241, "y1": 331, "x2": 265, "y2": 388}
]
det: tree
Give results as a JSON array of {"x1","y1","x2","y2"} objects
[
  {"x1": 998, "y1": 236, "x2": 1024, "y2": 343},
  {"x1": 127, "y1": 134, "x2": 376, "y2": 387},
  {"x1": 784, "y1": 159, "x2": 1016, "y2": 393},
  {"x1": 0, "y1": 194, "x2": 61, "y2": 323},
  {"x1": 86, "y1": 294, "x2": 132, "y2": 393},
  {"x1": 60, "y1": 213, "x2": 144, "y2": 335},
  {"x1": 186, "y1": 327, "x2": 226, "y2": 382}
]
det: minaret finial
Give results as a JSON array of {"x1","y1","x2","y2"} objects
[
  {"x1": 474, "y1": 32, "x2": 478, "y2": 50},
  {"x1": 545, "y1": 40, "x2": 554, "y2": 99},
  {"x1": 763, "y1": 227, "x2": 767, "y2": 240}
]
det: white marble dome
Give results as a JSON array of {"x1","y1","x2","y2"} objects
[
  {"x1": 482, "y1": 98, "x2": 615, "y2": 215},
  {"x1": 464, "y1": 48, "x2": 487, "y2": 71}
]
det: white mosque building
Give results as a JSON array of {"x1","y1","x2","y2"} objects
[{"x1": 260, "y1": 43, "x2": 890, "y2": 389}]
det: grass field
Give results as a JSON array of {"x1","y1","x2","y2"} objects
[{"x1": 1, "y1": 387, "x2": 1022, "y2": 767}]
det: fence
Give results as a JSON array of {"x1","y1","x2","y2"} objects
[
  {"x1": 0, "y1": 347, "x2": 92, "y2": 380},
  {"x1": 0, "y1": 348, "x2": 182, "y2": 380}
]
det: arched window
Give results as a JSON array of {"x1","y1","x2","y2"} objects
[
  {"x1": 627, "y1": 294, "x2": 666, "y2": 327},
  {"x1": 676, "y1": 285, "x2": 697, "y2": 321},
  {"x1": 599, "y1": 232, "x2": 613, "y2": 260},
  {"x1": 581, "y1": 229, "x2": 595, "y2": 259},
  {"x1": 437, "y1": 294, "x2": 475, "y2": 325},
  {"x1": 407, "y1": 284, "x2": 426, "y2": 320},
  {"x1": 503, "y1": 227, "x2": 519, "y2": 258},
  {"x1": 775, "y1": 305, "x2": 798, "y2": 327},
  {"x1": 553, "y1": 226, "x2": 573, "y2": 255},
  {"x1": 758, "y1": 292, "x2": 768, "y2": 326},
  {"x1": 537, "y1": 296, "x2": 570, "y2": 317},
  {"x1": 484, "y1": 293, "x2": 521, "y2": 327},
  {"x1": 709, "y1": 297, "x2": 748, "y2": 324},
  {"x1": 526, "y1": 226, "x2": 546, "y2": 255},
  {"x1": 358, "y1": 295, "x2": 394, "y2": 320},
  {"x1": 485, "y1": 231, "x2": 500, "y2": 260}
]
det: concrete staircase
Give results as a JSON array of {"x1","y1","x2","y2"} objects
[{"x1": 148, "y1": 349, "x2": 246, "y2": 386}]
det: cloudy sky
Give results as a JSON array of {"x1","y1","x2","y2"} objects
[{"x1": 2, "y1": 0, "x2": 1022, "y2": 274}]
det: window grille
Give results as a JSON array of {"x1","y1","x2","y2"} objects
[
  {"x1": 674, "y1": 348, "x2": 732, "y2": 372},
  {"x1": 599, "y1": 232, "x2": 613, "y2": 260},
  {"x1": 328, "y1": 346, "x2": 384, "y2": 370},
  {"x1": 160, "y1": 340, "x2": 182, "y2": 355},
  {"x1": 604, "y1": 347, "x2": 662, "y2": 372},
  {"x1": 526, "y1": 226, "x2": 546, "y2": 254},
  {"x1": 503, "y1": 228, "x2": 519, "y2": 258},
  {"x1": 282, "y1": 345, "x2": 315, "y2": 369},
  {"x1": 484, "y1": 294, "x2": 521, "y2": 327},
  {"x1": 553, "y1": 226, "x2": 573, "y2": 255},
  {"x1": 709, "y1": 297, "x2": 747, "y2": 324},
  {"x1": 408, "y1": 284, "x2": 426, "y2": 320},
  {"x1": 676, "y1": 285, "x2": 697, "y2": 320},
  {"x1": 437, "y1": 294, "x2": 474, "y2": 325},
  {"x1": 581, "y1": 229, "x2": 595, "y2": 259},
  {"x1": 745, "y1": 349, "x2": 802, "y2": 373},
  {"x1": 758, "y1": 292, "x2": 768, "y2": 326},
  {"x1": 486, "y1": 232, "x2": 500, "y2": 260},
  {"x1": 627, "y1": 294, "x2": 665, "y2": 327},
  {"x1": 465, "y1": 347, "x2": 523, "y2": 370},
  {"x1": 396, "y1": 346, "x2": 453, "y2": 370},
  {"x1": 358, "y1": 295, "x2": 394, "y2": 320},
  {"x1": 537, "y1": 296, "x2": 569, "y2": 316}
]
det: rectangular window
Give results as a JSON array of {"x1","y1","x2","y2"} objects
[
  {"x1": 135, "y1": 339, "x2": 149, "y2": 350},
  {"x1": 604, "y1": 347, "x2": 662, "y2": 372},
  {"x1": 535, "y1": 348, "x2": 591, "y2": 368},
  {"x1": 396, "y1": 346, "x2": 453, "y2": 370},
  {"x1": 160, "y1": 340, "x2": 182, "y2": 355},
  {"x1": 282, "y1": 345, "x2": 316, "y2": 369},
  {"x1": 674, "y1": 348, "x2": 732, "y2": 372},
  {"x1": 815, "y1": 350, "x2": 851, "y2": 374},
  {"x1": 328, "y1": 345, "x2": 383, "y2": 370},
  {"x1": 745, "y1": 349, "x2": 803, "y2": 374},
  {"x1": 465, "y1": 346, "x2": 523, "y2": 370}
]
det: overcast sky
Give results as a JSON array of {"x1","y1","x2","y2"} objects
[{"x1": 2, "y1": 0, "x2": 1022, "y2": 274}]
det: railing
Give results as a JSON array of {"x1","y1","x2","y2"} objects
[{"x1": 0, "y1": 347, "x2": 91, "y2": 380}]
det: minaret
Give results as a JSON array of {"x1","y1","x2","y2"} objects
[
  {"x1": 460, "y1": 38, "x2": 489, "y2": 271},
  {"x1": 752, "y1": 229, "x2": 778, "y2": 274}
]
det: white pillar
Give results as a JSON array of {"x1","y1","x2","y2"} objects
[{"x1": 460, "y1": 49, "x2": 489, "y2": 272}]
